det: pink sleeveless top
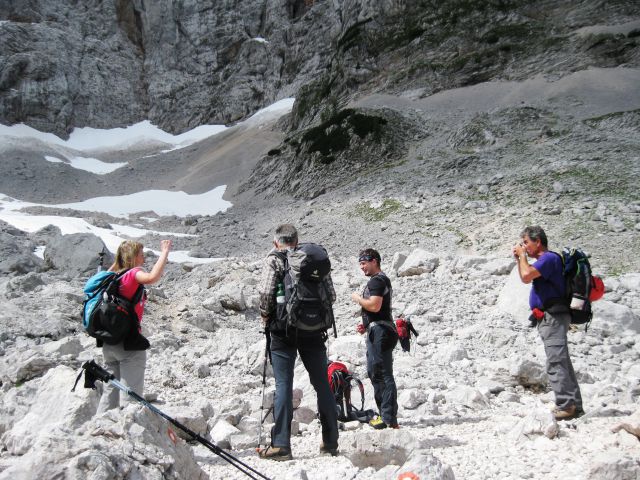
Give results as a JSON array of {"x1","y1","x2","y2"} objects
[{"x1": 118, "y1": 267, "x2": 146, "y2": 323}]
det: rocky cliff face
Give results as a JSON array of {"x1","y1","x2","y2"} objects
[
  {"x1": 0, "y1": 0, "x2": 338, "y2": 136},
  {"x1": 0, "y1": 0, "x2": 400, "y2": 135},
  {"x1": 2, "y1": 0, "x2": 638, "y2": 140}
]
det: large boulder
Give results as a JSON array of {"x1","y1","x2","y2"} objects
[
  {"x1": 211, "y1": 282, "x2": 247, "y2": 311},
  {"x1": 451, "y1": 255, "x2": 487, "y2": 273},
  {"x1": 394, "y1": 451, "x2": 455, "y2": 480},
  {"x1": 0, "y1": 337, "x2": 84, "y2": 385},
  {"x1": 348, "y1": 430, "x2": 416, "y2": 470},
  {"x1": 328, "y1": 335, "x2": 366, "y2": 366},
  {"x1": 160, "y1": 399, "x2": 214, "y2": 441},
  {"x1": 0, "y1": 403, "x2": 208, "y2": 480},
  {"x1": 593, "y1": 301, "x2": 640, "y2": 333},
  {"x1": 510, "y1": 358, "x2": 547, "y2": 389},
  {"x1": 397, "y1": 249, "x2": 440, "y2": 277},
  {"x1": 1, "y1": 366, "x2": 98, "y2": 455},
  {"x1": 210, "y1": 420, "x2": 240, "y2": 449},
  {"x1": 508, "y1": 404, "x2": 558, "y2": 441},
  {"x1": 444, "y1": 385, "x2": 490, "y2": 410},
  {"x1": 44, "y1": 233, "x2": 113, "y2": 277},
  {"x1": 0, "y1": 225, "x2": 43, "y2": 275},
  {"x1": 618, "y1": 273, "x2": 640, "y2": 292},
  {"x1": 495, "y1": 265, "x2": 531, "y2": 320}
]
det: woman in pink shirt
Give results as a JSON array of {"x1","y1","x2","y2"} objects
[{"x1": 97, "y1": 239, "x2": 172, "y2": 414}]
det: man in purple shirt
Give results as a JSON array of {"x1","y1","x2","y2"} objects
[{"x1": 512, "y1": 226, "x2": 583, "y2": 420}]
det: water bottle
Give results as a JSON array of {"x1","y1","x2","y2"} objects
[{"x1": 276, "y1": 283, "x2": 285, "y2": 304}]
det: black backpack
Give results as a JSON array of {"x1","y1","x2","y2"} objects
[
  {"x1": 550, "y1": 248, "x2": 595, "y2": 329},
  {"x1": 82, "y1": 270, "x2": 144, "y2": 345},
  {"x1": 562, "y1": 247, "x2": 595, "y2": 325},
  {"x1": 272, "y1": 243, "x2": 336, "y2": 335}
]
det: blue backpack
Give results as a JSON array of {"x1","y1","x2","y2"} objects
[{"x1": 81, "y1": 270, "x2": 144, "y2": 345}]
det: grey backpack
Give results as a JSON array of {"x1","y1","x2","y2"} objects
[{"x1": 273, "y1": 243, "x2": 336, "y2": 335}]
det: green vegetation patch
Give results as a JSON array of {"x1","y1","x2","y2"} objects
[
  {"x1": 301, "y1": 109, "x2": 388, "y2": 156},
  {"x1": 550, "y1": 167, "x2": 639, "y2": 199},
  {"x1": 353, "y1": 199, "x2": 403, "y2": 222}
]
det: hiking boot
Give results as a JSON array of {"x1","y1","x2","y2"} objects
[
  {"x1": 257, "y1": 446, "x2": 292, "y2": 461},
  {"x1": 553, "y1": 405, "x2": 577, "y2": 421},
  {"x1": 319, "y1": 443, "x2": 339, "y2": 456},
  {"x1": 369, "y1": 416, "x2": 388, "y2": 430}
]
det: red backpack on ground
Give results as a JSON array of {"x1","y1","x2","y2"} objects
[{"x1": 327, "y1": 361, "x2": 374, "y2": 422}]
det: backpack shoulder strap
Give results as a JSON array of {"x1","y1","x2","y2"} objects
[
  {"x1": 270, "y1": 250, "x2": 287, "y2": 261},
  {"x1": 109, "y1": 269, "x2": 142, "y2": 311},
  {"x1": 350, "y1": 374, "x2": 365, "y2": 411}
]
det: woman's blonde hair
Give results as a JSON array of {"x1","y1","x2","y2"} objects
[{"x1": 110, "y1": 240, "x2": 144, "y2": 272}]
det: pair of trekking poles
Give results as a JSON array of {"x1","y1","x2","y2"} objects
[{"x1": 73, "y1": 360, "x2": 272, "y2": 480}]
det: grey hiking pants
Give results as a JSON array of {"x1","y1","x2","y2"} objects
[
  {"x1": 96, "y1": 343, "x2": 146, "y2": 414},
  {"x1": 537, "y1": 307, "x2": 583, "y2": 411}
]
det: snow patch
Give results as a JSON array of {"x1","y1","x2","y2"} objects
[{"x1": 45, "y1": 155, "x2": 127, "y2": 174}]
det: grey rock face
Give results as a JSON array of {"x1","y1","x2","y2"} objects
[
  {"x1": 0, "y1": 0, "x2": 340, "y2": 136},
  {"x1": 43, "y1": 232, "x2": 112, "y2": 276},
  {"x1": 244, "y1": 107, "x2": 420, "y2": 199},
  {"x1": 6, "y1": 0, "x2": 635, "y2": 140},
  {"x1": 0, "y1": 222, "x2": 43, "y2": 275}
]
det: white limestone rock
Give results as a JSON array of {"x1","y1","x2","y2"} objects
[
  {"x1": 594, "y1": 301, "x2": 640, "y2": 333},
  {"x1": 161, "y1": 399, "x2": 214, "y2": 441},
  {"x1": 618, "y1": 273, "x2": 640, "y2": 292},
  {"x1": 451, "y1": 255, "x2": 487, "y2": 273},
  {"x1": 293, "y1": 406, "x2": 317, "y2": 424},
  {"x1": 510, "y1": 358, "x2": 547, "y2": 388},
  {"x1": 391, "y1": 251, "x2": 408, "y2": 273},
  {"x1": 397, "y1": 249, "x2": 440, "y2": 277},
  {"x1": 433, "y1": 344, "x2": 469, "y2": 364},
  {"x1": 1, "y1": 366, "x2": 97, "y2": 455},
  {"x1": 349, "y1": 430, "x2": 416, "y2": 469},
  {"x1": 398, "y1": 389, "x2": 428, "y2": 410},
  {"x1": 495, "y1": 265, "x2": 531, "y2": 320},
  {"x1": 588, "y1": 452, "x2": 640, "y2": 479},
  {"x1": 210, "y1": 419, "x2": 240, "y2": 449},
  {"x1": 212, "y1": 282, "x2": 247, "y2": 311},
  {"x1": 508, "y1": 404, "x2": 558, "y2": 441},
  {"x1": 475, "y1": 377, "x2": 506, "y2": 395},
  {"x1": 394, "y1": 451, "x2": 456, "y2": 480},
  {"x1": 444, "y1": 385, "x2": 490, "y2": 409},
  {"x1": 237, "y1": 415, "x2": 260, "y2": 434},
  {"x1": 480, "y1": 257, "x2": 516, "y2": 276},
  {"x1": 328, "y1": 335, "x2": 366, "y2": 366}
]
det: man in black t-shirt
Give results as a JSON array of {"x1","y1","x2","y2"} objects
[{"x1": 351, "y1": 248, "x2": 399, "y2": 429}]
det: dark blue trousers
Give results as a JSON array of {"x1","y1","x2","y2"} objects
[
  {"x1": 366, "y1": 324, "x2": 398, "y2": 425},
  {"x1": 270, "y1": 332, "x2": 338, "y2": 449}
]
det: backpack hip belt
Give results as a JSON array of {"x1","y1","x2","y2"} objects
[
  {"x1": 542, "y1": 297, "x2": 570, "y2": 312},
  {"x1": 367, "y1": 320, "x2": 395, "y2": 332}
]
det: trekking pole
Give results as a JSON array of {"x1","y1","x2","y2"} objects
[
  {"x1": 257, "y1": 327, "x2": 272, "y2": 449},
  {"x1": 73, "y1": 361, "x2": 272, "y2": 480}
]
